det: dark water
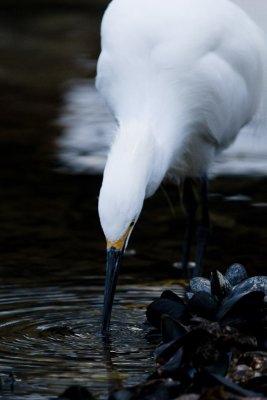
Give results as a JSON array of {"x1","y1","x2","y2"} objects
[{"x1": 1, "y1": 5, "x2": 267, "y2": 399}]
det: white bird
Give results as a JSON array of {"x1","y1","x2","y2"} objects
[{"x1": 96, "y1": 0, "x2": 267, "y2": 332}]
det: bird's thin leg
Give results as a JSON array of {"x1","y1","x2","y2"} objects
[
  {"x1": 181, "y1": 178, "x2": 198, "y2": 275},
  {"x1": 194, "y1": 176, "x2": 210, "y2": 277}
]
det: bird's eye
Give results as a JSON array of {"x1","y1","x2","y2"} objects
[{"x1": 130, "y1": 220, "x2": 135, "y2": 227}]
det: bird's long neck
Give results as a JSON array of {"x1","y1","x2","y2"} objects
[
  {"x1": 107, "y1": 121, "x2": 169, "y2": 198},
  {"x1": 99, "y1": 120, "x2": 176, "y2": 242}
]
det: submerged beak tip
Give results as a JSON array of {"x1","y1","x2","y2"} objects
[
  {"x1": 102, "y1": 223, "x2": 135, "y2": 332},
  {"x1": 102, "y1": 246, "x2": 123, "y2": 332}
]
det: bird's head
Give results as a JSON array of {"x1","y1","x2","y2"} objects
[
  {"x1": 99, "y1": 180, "x2": 143, "y2": 333},
  {"x1": 98, "y1": 123, "x2": 167, "y2": 332},
  {"x1": 98, "y1": 130, "x2": 149, "y2": 333},
  {"x1": 98, "y1": 123, "x2": 170, "y2": 332},
  {"x1": 100, "y1": 218, "x2": 136, "y2": 335}
]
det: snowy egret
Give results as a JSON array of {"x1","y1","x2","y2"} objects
[{"x1": 96, "y1": 0, "x2": 267, "y2": 332}]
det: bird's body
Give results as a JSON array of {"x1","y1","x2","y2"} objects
[{"x1": 96, "y1": 0, "x2": 267, "y2": 331}]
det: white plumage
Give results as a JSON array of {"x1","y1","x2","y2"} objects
[
  {"x1": 96, "y1": 0, "x2": 267, "y2": 330},
  {"x1": 97, "y1": 0, "x2": 267, "y2": 243}
]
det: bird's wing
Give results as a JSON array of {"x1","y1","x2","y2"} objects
[{"x1": 96, "y1": 0, "x2": 267, "y2": 179}]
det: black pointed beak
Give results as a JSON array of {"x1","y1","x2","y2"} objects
[{"x1": 102, "y1": 247, "x2": 123, "y2": 333}]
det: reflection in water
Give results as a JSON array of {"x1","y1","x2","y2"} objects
[
  {"x1": 0, "y1": 277, "x2": 184, "y2": 399},
  {"x1": 58, "y1": 80, "x2": 267, "y2": 177},
  {"x1": 58, "y1": 81, "x2": 116, "y2": 174}
]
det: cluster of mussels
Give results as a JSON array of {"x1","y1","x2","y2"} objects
[{"x1": 110, "y1": 264, "x2": 267, "y2": 400}]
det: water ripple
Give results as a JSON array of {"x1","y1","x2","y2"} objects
[{"x1": 0, "y1": 279, "x2": 184, "y2": 399}]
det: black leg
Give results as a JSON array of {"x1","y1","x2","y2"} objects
[
  {"x1": 181, "y1": 178, "x2": 198, "y2": 274},
  {"x1": 193, "y1": 176, "x2": 210, "y2": 277}
]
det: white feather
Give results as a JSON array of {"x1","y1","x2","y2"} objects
[{"x1": 97, "y1": 0, "x2": 267, "y2": 242}]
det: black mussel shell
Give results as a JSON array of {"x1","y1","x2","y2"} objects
[
  {"x1": 110, "y1": 379, "x2": 187, "y2": 400},
  {"x1": 217, "y1": 290, "x2": 265, "y2": 326},
  {"x1": 160, "y1": 290, "x2": 185, "y2": 304},
  {"x1": 231, "y1": 276, "x2": 267, "y2": 297},
  {"x1": 243, "y1": 375, "x2": 267, "y2": 396},
  {"x1": 155, "y1": 327, "x2": 197, "y2": 365},
  {"x1": 187, "y1": 291, "x2": 219, "y2": 320},
  {"x1": 161, "y1": 315, "x2": 188, "y2": 343},
  {"x1": 179, "y1": 329, "x2": 230, "y2": 376},
  {"x1": 155, "y1": 339, "x2": 179, "y2": 364},
  {"x1": 210, "y1": 270, "x2": 232, "y2": 301},
  {"x1": 108, "y1": 389, "x2": 133, "y2": 400},
  {"x1": 258, "y1": 327, "x2": 267, "y2": 350},
  {"x1": 225, "y1": 263, "x2": 247, "y2": 286},
  {"x1": 155, "y1": 329, "x2": 220, "y2": 383},
  {"x1": 146, "y1": 298, "x2": 187, "y2": 329},
  {"x1": 203, "y1": 351, "x2": 231, "y2": 377},
  {"x1": 190, "y1": 277, "x2": 211, "y2": 295},
  {"x1": 58, "y1": 385, "x2": 95, "y2": 400},
  {"x1": 193, "y1": 371, "x2": 261, "y2": 397},
  {"x1": 185, "y1": 292, "x2": 194, "y2": 301},
  {"x1": 133, "y1": 380, "x2": 183, "y2": 400},
  {"x1": 145, "y1": 329, "x2": 163, "y2": 344},
  {"x1": 157, "y1": 347, "x2": 183, "y2": 379}
]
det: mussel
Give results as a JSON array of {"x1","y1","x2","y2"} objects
[{"x1": 225, "y1": 263, "x2": 247, "y2": 286}]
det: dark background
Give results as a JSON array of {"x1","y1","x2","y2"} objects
[{"x1": 1, "y1": 0, "x2": 267, "y2": 284}]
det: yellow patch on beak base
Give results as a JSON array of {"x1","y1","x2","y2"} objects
[{"x1": 107, "y1": 224, "x2": 133, "y2": 251}]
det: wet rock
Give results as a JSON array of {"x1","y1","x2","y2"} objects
[
  {"x1": 230, "y1": 364, "x2": 255, "y2": 384},
  {"x1": 239, "y1": 351, "x2": 267, "y2": 373}
]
